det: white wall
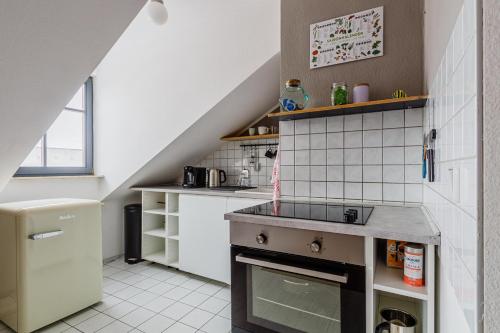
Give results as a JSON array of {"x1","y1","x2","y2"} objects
[
  {"x1": 0, "y1": 0, "x2": 145, "y2": 191},
  {"x1": 93, "y1": 0, "x2": 281, "y2": 200},
  {"x1": 423, "y1": 0, "x2": 479, "y2": 332},
  {"x1": 0, "y1": 177, "x2": 101, "y2": 203}
]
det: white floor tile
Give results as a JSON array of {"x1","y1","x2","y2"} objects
[
  {"x1": 63, "y1": 308, "x2": 99, "y2": 326},
  {"x1": 134, "y1": 278, "x2": 161, "y2": 290},
  {"x1": 120, "y1": 308, "x2": 156, "y2": 328},
  {"x1": 163, "y1": 322, "x2": 196, "y2": 333},
  {"x1": 62, "y1": 328, "x2": 80, "y2": 333},
  {"x1": 180, "y1": 278, "x2": 206, "y2": 290},
  {"x1": 96, "y1": 320, "x2": 133, "y2": 333},
  {"x1": 114, "y1": 286, "x2": 143, "y2": 300},
  {"x1": 196, "y1": 283, "x2": 223, "y2": 296},
  {"x1": 160, "y1": 302, "x2": 194, "y2": 321},
  {"x1": 218, "y1": 304, "x2": 231, "y2": 319},
  {"x1": 200, "y1": 315, "x2": 231, "y2": 333},
  {"x1": 36, "y1": 320, "x2": 71, "y2": 332},
  {"x1": 75, "y1": 313, "x2": 114, "y2": 333},
  {"x1": 109, "y1": 271, "x2": 136, "y2": 282},
  {"x1": 163, "y1": 287, "x2": 192, "y2": 301},
  {"x1": 126, "y1": 264, "x2": 150, "y2": 274},
  {"x1": 137, "y1": 314, "x2": 175, "y2": 333},
  {"x1": 127, "y1": 291, "x2": 158, "y2": 306},
  {"x1": 142, "y1": 296, "x2": 176, "y2": 313},
  {"x1": 122, "y1": 273, "x2": 147, "y2": 285},
  {"x1": 180, "y1": 291, "x2": 210, "y2": 307},
  {"x1": 103, "y1": 266, "x2": 121, "y2": 277},
  {"x1": 179, "y1": 308, "x2": 213, "y2": 329},
  {"x1": 106, "y1": 259, "x2": 130, "y2": 270},
  {"x1": 93, "y1": 295, "x2": 123, "y2": 311},
  {"x1": 198, "y1": 297, "x2": 229, "y2": 314},
  {"x1": 103, "y1": 280, "x2": 128, "y2": 294},
  {"x1": 213, "y1": 287, "x2": 231, "y2": 301},
  {"x1": 166, "y1": 274, "x2": 191, "y2": 286},
  {"x1": 147, "y1": 282, "x2": 176, "y2": 295},
  {"x1": 103, "y1": 302, "x2": 138, "y2": 319},
  {"x1": 150, "y1": 270, "x2": 176, "y2": 282}
]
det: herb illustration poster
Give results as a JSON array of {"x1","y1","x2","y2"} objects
[{"x1": 310, "y1": 7, "x2": 384, "y2": 69}]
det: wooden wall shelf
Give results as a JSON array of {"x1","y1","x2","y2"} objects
[
  {"x1": 268, "y1": 95, "x2": 428, "y2": 121},
  {"x1": 221, "y1": 133, "x2": 279, "y2": 142}
]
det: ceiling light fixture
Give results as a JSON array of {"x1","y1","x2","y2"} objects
[{"x1": 147, "y1": 0, "x2": 168, "y2": 25}]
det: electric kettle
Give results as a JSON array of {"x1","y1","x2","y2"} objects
[{"x1": 208, "y1": 169, "x2": 227, "y2": 188}]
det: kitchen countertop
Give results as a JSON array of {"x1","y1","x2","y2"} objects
[
  {"x1": 225, "y1": 203, "x2": 440, "y2": 245},
  {"x1": 131, "y1": 185, "x2": 274, "y2": 200}
]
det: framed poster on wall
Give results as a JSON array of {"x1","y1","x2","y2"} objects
[{"x1": 310, "y1": 6, "x2": 384, "y2": 69}]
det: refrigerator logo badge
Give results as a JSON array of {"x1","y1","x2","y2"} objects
[{"x1": 59, "y1": 214, "x2": 76, "y2": 221}]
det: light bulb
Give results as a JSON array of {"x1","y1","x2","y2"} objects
[{"x1": 148, "y1": 0, "x2": 168, "y2": 25}]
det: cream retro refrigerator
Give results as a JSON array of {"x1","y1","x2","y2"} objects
[{"x1": 0, "y1": 199, "x2": 103, "y2": 333}]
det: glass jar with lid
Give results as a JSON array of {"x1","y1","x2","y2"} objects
[
  {"x1": 279, "y1": 79, "x2": 310, "y2": 112},
  {"x1": 331, "y1": 82, "x2": 348, "y2": 106}
]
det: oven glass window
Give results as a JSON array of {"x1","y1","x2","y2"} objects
[{"x1": 248, "y1": 266, "x2": 341, "y2": 333}]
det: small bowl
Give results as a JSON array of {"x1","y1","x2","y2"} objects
[
  {"x1": 258, "y1": 126, "x2": 269, "y2": 135},
  {"x1": 248, "y1": 128, "x2": 256, "y2": 136}
]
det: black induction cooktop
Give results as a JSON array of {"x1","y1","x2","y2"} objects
[{"x1": 234, "y1": 200, "x2": 373, "y2": 225}]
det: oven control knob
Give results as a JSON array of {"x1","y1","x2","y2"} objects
[
  {"x1": 256, "y1": 234, "x2": 267, "y2": 245},
  {"x1": 310, "y1": 241, "x2": 322, "y2": 253}
]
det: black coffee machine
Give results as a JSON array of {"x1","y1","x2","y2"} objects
[{"x1": 183, "y1": 166, "x2": 207, "y2": 188}]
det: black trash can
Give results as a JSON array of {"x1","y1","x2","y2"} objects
[{"x1": 124, "y1": 203, "x2": 143, "y2": 264}]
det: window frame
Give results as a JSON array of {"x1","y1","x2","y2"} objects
[{"x1": 15, "y1": 78, "x2": 94, "y2": 176}]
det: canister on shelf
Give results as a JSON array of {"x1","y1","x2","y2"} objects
[
  {"x1": 403, "y1": 243, "x2": 425, "y2": 287},
  {"x1": 352, "y1": 83, "x2": 369, "y2": 103},
  {"x1": 386, "y1": 240, "x2": 406, "y2": 268},
  {"x1": 331, "y1": 82, "x2": 348, "y2": 105}
]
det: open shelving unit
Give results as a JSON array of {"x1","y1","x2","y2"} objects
[
  {"x1": 268, "y1": 95, "x2": 428, "y2": 121},
  {"x1": 141, "y1": 191, "x2": 180, "y2": 268},
  {"x1": 366, "y1": 237, "x2": 435, "y2": 333},
  {"x1": 220, "y1": 104, "x2": 280, "y2": 141}
]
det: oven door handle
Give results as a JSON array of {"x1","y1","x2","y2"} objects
[{"x1": 235, "y1": 254, "x2": 348, "y2": 284}]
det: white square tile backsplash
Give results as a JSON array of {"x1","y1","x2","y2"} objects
[
  {"x1": 197, "y1": 138, "x2": 278, "y2": 188},
  {"x1": 280, "y1": 107, "x2": 424, "y2": 203},
  {"x1": 423, "y1": 2, "x2": 478, "y2": 332}
]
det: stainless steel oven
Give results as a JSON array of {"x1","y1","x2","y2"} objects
[{"x1": 230, "y1": 223, "x2": 366, "y2": 333}]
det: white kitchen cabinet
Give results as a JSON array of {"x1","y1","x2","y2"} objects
[
  {"x1": 179, "y1": 195, "x2": 269, "y2": 284},
  {"x1": 179, "y1": 194, "x2": 230, "y2": 283}
]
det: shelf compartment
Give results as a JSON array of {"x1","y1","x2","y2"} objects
[
  {"x1": 167, "y1": 212, "x2": 179, "y2": 216},
  {"x1": 143, "y1": 251, "x2": 167, "y2": 265},
  {"x1": 144, "y1": 208, "x2": 166, "y2": 215},
  {"x1": 168, "y1": 261, "x2": 179, "y2": 269},
  {"x1": 143, "y1": 228, "x2": 167, "y2": 238},
  {"x1": 374, "y1": 258, "x2": 428, "y2": 301},
  {"x1": 167, "y1": 193, "x2": 179, "y2": 214},
  {"x1": 268, "y1": 96, "x2": 428, "y2": 121},
  {"x1": 221, "y1": 133, "x2": 279, "y2": 141},
  {"x1": 167, "y1": 235, "x2": 179, "y2": 240},
  {"x1": 142, "y1": 191, "x2": 167, "y2": 211}
]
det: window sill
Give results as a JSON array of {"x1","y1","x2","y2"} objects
[{"x1": 12, "y1": 175, "x2": 104, "y2": 180}]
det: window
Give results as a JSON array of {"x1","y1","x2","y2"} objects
[{"x1": 16, "y1": 78, "x2": 93, "y2": 176}]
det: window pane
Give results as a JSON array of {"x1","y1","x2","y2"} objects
[
  {"x1": 20, "y1": 140, "x2": 43, "y2": 167},
  {"x1": 46, "y1": 110, "x2": 84, "y2": 167},
  {"x1": 66, "y1": 86, "x2": 85, "y2": 110}
]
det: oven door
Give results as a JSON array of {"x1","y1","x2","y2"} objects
[{"x1": 231, "y1": 246, "x2": 365, "y2": 333}]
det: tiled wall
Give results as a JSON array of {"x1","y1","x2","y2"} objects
[
  {"x1": 197, "y1": 139, "x2": 279, "y2": 188},
  {"x1": 423, "y1": 1, "x2": 478, "y2": 332},
  {"x1": 279, "y1": 110, "x2": 424, "y2": 203}
]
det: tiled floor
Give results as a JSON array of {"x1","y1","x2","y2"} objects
[{"x1": 0, "y1": 257, "x2": 231, "y2": 333}]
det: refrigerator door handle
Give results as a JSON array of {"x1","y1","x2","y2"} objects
[{"x1": 28, "y1": 230, "x2": 64, "y2": 240}]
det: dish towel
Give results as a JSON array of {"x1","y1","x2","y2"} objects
[{"x1": 271, "y1": 147, "x2": 280, "y2": 201}]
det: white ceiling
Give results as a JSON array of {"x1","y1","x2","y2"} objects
[{"x1": 0, "y1": 0, "x2": 145, "y2": 190}]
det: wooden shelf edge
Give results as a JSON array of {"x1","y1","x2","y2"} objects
[
  {"x1": 221, "y1": 133, "x2": 279, "y2": 141},
  {"x1": 268, "y1": 95, "x2": 428, "y2": 120}
]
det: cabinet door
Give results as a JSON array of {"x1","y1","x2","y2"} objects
[
  {"x1": 179, "y1": 194, "x2": 229, "y2": 284},
  {"x1": 226, "y1": 197, "x2": 270, "y2": 213}
]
